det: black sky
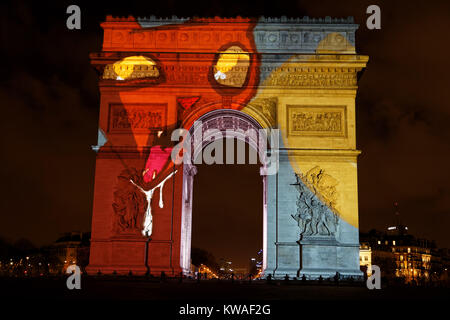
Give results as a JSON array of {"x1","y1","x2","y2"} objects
[{"x1": 1, "y1": 0, "x2": 449, "y2": 257}]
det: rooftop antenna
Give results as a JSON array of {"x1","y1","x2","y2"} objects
[
  {"x1": 394, "y1": 201, "x2": 400, "y2": 226},
  {"x1": 389, "y1": 201, "x2": 408, "y2": 235}
]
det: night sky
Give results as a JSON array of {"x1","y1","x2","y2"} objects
[{"x1": 1, "y1": 0, "x2": 449, "y2": 267}]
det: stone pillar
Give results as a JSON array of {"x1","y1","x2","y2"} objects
[
  {"x1": 270, "y1": 151, "x2": 301, "y2": 278},
  {"x1": 180, "y1": 164, "x2": 197, "y2": 274}
]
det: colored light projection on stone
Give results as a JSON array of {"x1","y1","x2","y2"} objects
[
  {"x1": 103, "y1": 55, "x2": 159, "y2": 80},
  {"x1": 143, "y1": 146, "x2": 172, "y2": 183},
  {"x1": 213, "y1": 46, "x2": 250, "y2": 87},
  {"x1": 88, "y1": 15, "x2": 368, "y2": 279},
  {"x1": 130, "y1": 170, "x2": 177, "y2": 236}
]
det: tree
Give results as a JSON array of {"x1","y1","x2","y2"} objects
[{"x1": 191, "y1": 247, "x2": 219, "y2": 272}]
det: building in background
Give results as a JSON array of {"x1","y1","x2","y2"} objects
[
  {"x1": 249, "y1": 249, "x2": 263, "y2": 278},
  {"x1": 218, "y1": 259, "x2": 233, "y2": 278},
  {"x1": 198, "y1": 264, "x2": 219, "y2": 279},
  {"x1": 359, "y1": 242, "x2": 372, "y2": 276},
  {"x1": 49, "y1": 231, "x2": 91, "y2": 273},
  {"x1": 0, "y1": 231, "x2": 91, "y2": 276},
  {"x1": 359, "y1": 225, "x2": 445, "y2": 284},
  {"x1": 359, "y1": 203, "x2": 450, "y2": 285}
]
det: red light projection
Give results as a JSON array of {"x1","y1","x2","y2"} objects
[{"x1": 88, "y1": 16, "x2": 262, "y2": 275}]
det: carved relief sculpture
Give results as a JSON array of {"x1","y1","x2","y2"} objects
[
  {"x1": 291, "y1": 168, "x2": 339, "y2": 237},
  {"x1": 109, "y1": 104, "x2": 166, "y2": 133},
  {"x1": 130, "y1": 170, "x2": 177, "y2": 237},
  {"x1": 112, "y1": 168, "x2": 147, "y2": 234},
  {"x1": 287, "y1": 105, "x2": 346, "y2": 137},
  {"x1": 248, "y1": 97, "x2": 277, "y2": 126},
  {"x1": 304, "y1": 166, "x2": 339, "y2": 208},
  {"x1": 292, "y1": 111, "x2": 341, "y2": 132},
  {"x1": 112, "y1": 168, "x2": 177, "y2": 236}
]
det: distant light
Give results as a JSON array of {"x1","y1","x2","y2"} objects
[
  {"x1": 251, "y1": 258, "x2": 256, "y2": 261},
  {"x1": 405, "y1": 227, "x2": 408, "y2": 230},
  {"x1": 388, "y1": 226, "x2": 396, "y2": 231}
]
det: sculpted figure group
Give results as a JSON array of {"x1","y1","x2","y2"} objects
[{"x1": 291, "y1": 172, "x2": 339, "y2": 237}]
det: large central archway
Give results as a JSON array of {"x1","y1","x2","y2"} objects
[{"x1": 179, "y1": 109, "x2": 268, "y2": 275}]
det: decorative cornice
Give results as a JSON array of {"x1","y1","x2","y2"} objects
[
  {"x1": 104, "y1": 15, "x2": 355, "y2": 25},
  {"x1": 97, "y1": 67, "x2": 362, "y2": 89},
  {"x1": 100, "y1": 15, "x2": 359, "y2": 53},
  {"x1": 92, "y1": 54, "x2": 367, "y2": 89}
]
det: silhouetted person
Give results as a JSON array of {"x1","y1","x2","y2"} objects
[{"x1": 334, "y1": 271, "x2": 340, "y2": 286}]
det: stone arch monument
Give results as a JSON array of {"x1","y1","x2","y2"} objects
[{"x1": 87, "y1": 16, "x2": 368, "y2": 279}]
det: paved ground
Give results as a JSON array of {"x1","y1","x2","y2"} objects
[{"x1": 1, "y1": 277, "x2": 449, "y2": 317}]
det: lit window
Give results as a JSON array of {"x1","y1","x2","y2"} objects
[
  {"x1": 103, "y1": 56, "x2": 159, "y2": 80},
  {"x1": 393, "y1": 240, "x2": 396, "y2": 245},
  {"x1": 213, "y1": 46, "x2": 250, "y2": 88},
  {"x1": 408, "y1": 248, "x2": 411, "y2": 253}
]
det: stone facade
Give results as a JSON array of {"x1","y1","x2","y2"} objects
[{"x1": 87, "y1": 16, "x2": 368, "y2": 279}]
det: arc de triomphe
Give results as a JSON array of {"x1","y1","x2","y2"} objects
[{"x1": 87, "y1": 16, "x2": 368, "y2": 279}]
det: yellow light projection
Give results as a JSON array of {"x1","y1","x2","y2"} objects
[
  {"x1": 315, "y1": 32, "x2": 355, "y2": 54},
  {"x1": 103, "y1": 56, "x2": 159, "y2": 80},
  {"x1": 213, "y1": 46, "x2": 250, "y2": 87},
  {"x1": 241, "y1": 53, "x2": 368, "y2": 229}
]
